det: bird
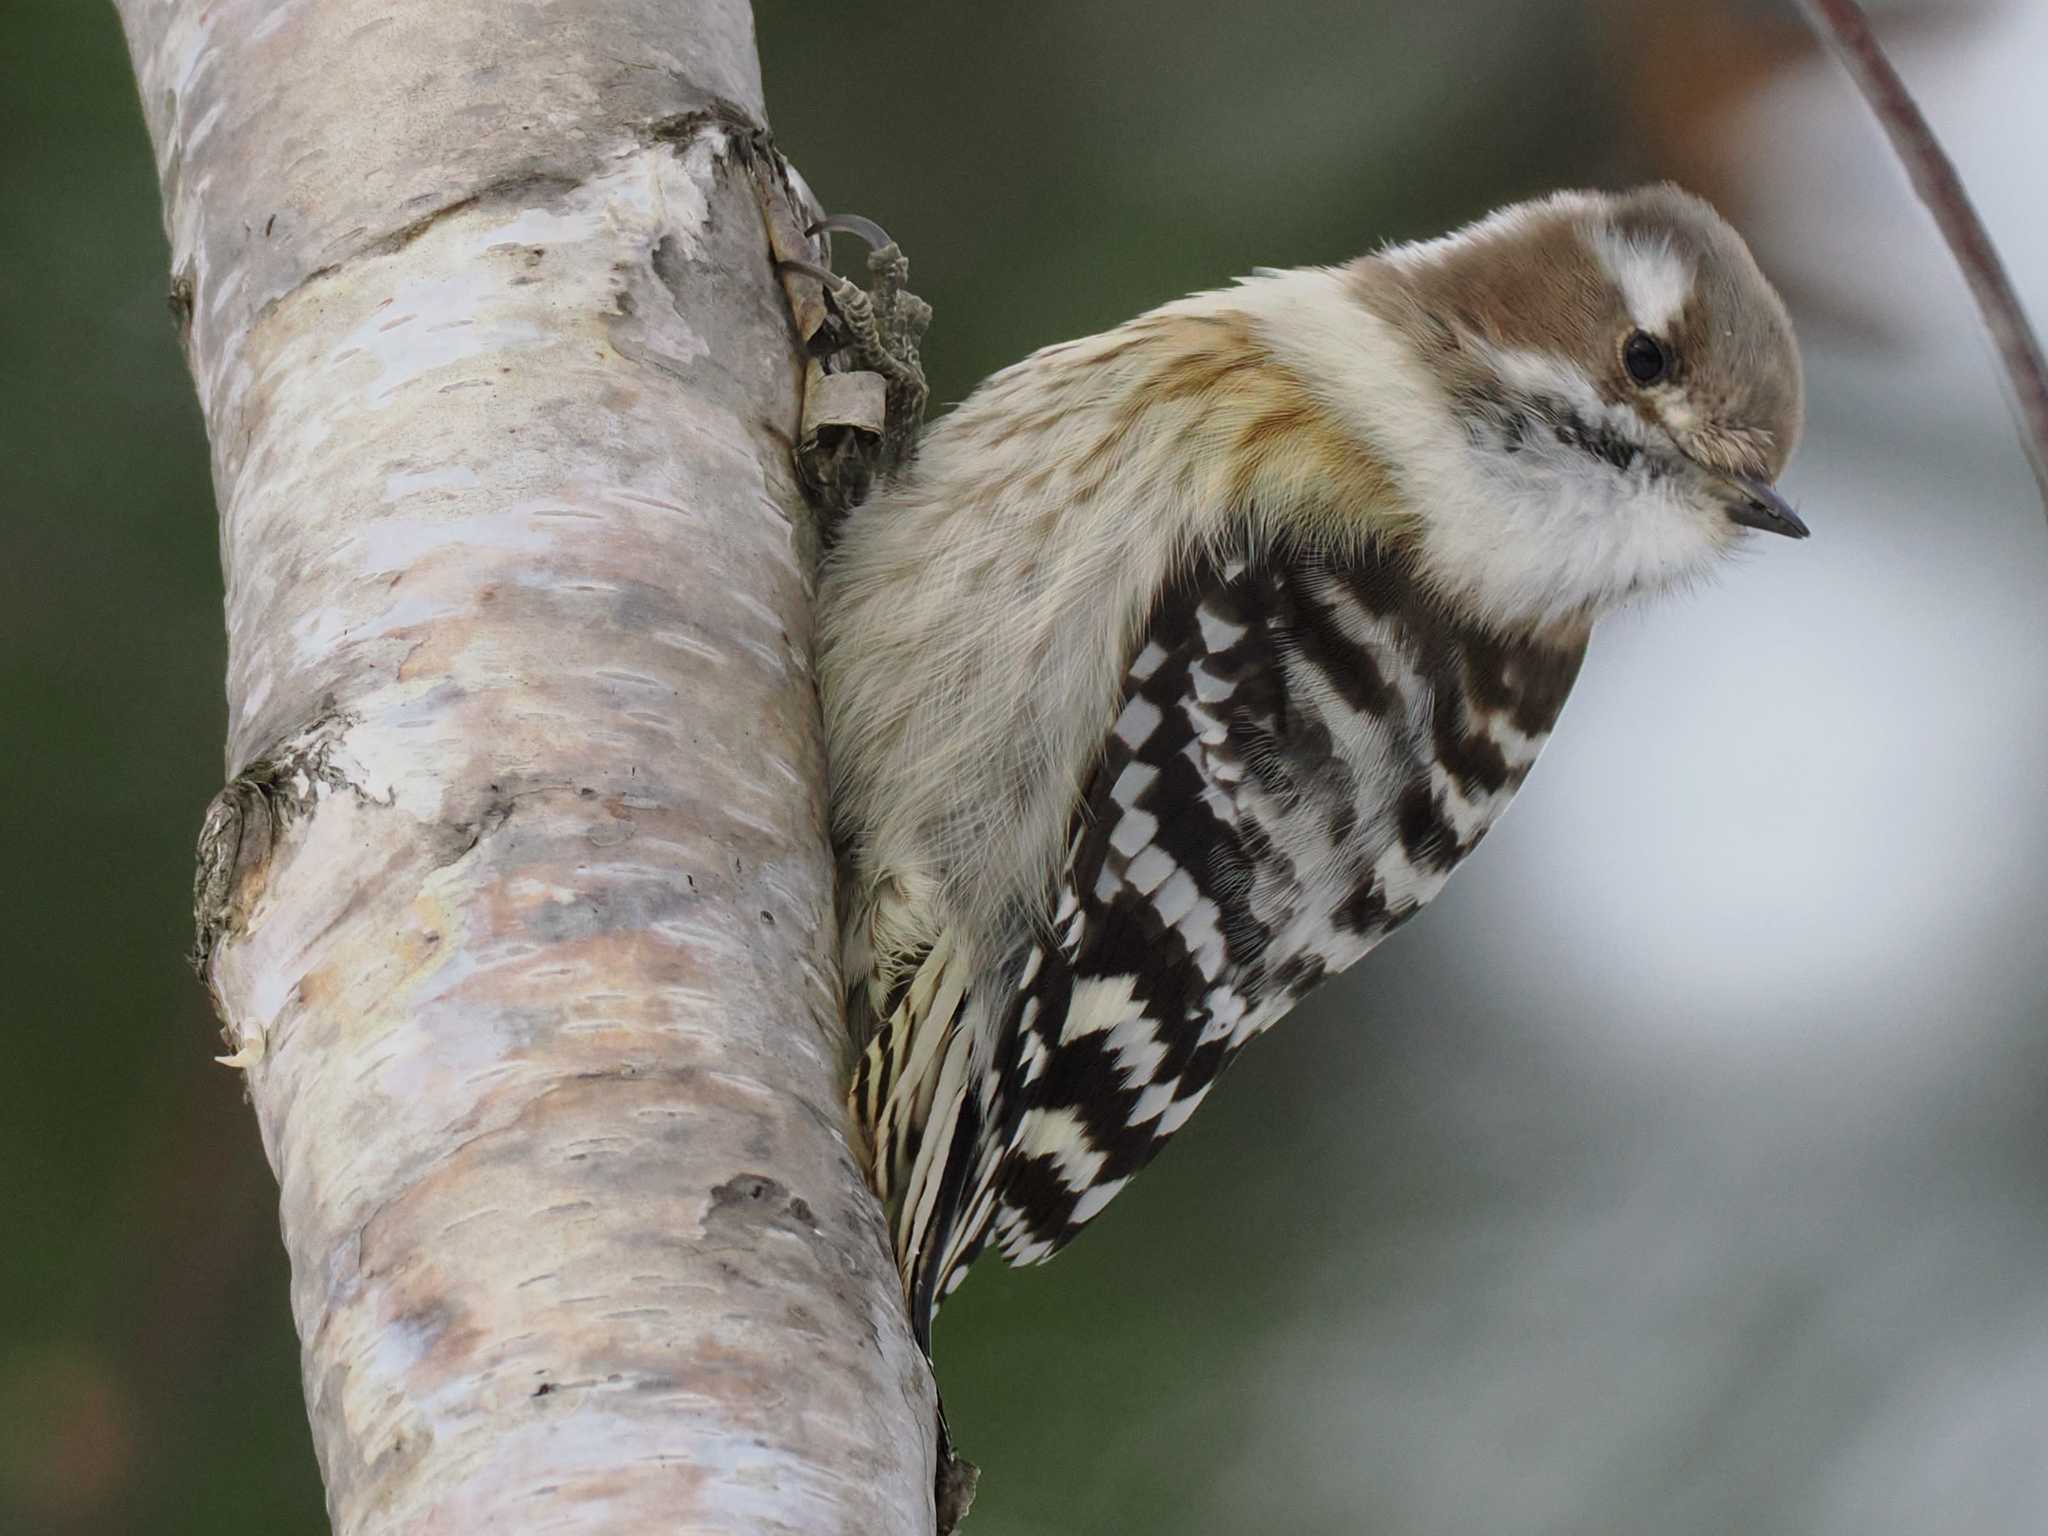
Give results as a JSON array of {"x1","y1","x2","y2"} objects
[{"x1": 812, "y1": 183, "x2": 1806, "y2": 1349}]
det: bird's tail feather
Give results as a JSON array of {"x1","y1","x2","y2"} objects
[{"x1": 846, "y1": 922, "x2": 999, "y2": 1342}]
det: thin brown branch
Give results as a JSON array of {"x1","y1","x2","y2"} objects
[{"x1": 1796, "y1": 0, "x2": 2048, "y2": 507}]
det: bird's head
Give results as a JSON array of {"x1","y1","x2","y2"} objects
[{"x1": 1273, "y1": 184, "x2": 1807, "y2": 632}]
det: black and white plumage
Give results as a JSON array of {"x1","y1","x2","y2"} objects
[
  {"x1": 888, "y1": 545, "x2": 1586, "y2": 1330},
  {"x1": 823, "y1": 184, "x2": 1805, "y2": 1344}
]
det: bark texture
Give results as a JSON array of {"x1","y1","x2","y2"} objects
[{"x1": 116, "y1": 2, "x2": 935, "y2": 1530}]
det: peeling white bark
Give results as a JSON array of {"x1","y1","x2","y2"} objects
[{"x1": 116, "y1": 3, "x2": 935, "y2": 1530}]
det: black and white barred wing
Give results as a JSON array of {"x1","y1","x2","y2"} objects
[
  {"x1": 868, "y1": 546, "x2": 1586, "y2": 1335},
  {"x1": 860, "y1": 557, "x2": 1292, "y2": 1332},
  {"x1": 976, "y1": 558, "x2": 1300, "y2": 1274}
]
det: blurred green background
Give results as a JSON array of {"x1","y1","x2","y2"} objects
[{"x1": 7, "y1": 1, "x2": 2047, "y2": 1532}]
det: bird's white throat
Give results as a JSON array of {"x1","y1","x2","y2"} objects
[{"x1": 1235, "y1": 266, "x2": 1737, "y2": 633}]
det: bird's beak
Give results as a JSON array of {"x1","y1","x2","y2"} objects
[{"x1": 1718, "y1": 473, "x2": 1809, "y2": 540}]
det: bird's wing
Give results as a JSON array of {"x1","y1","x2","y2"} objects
[
  {"x1": 867, "y1": 542, "x2": 1587, "y2": 1341},
  {"x1": 848, "y1": 552, "x2": 1282, "y2": 1340},
  {"x1": 977, "y1": 554, "x2": 1298, "y2": 1273}
]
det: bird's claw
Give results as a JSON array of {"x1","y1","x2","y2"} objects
[
  {"x1": 807, "y1": 212, "x2": 896, "y2": 252},
  {"x1": 779, "y1": 210, "x2": 930, "y2": 516}
]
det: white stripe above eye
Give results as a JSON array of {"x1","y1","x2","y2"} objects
[{"x1": 1590, "y1": 227, "x2": 1693, "y2": 337}]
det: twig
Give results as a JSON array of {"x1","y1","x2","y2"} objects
[{"x1": 1797, "y1": 0, "x2": 2048, "y2": 509}]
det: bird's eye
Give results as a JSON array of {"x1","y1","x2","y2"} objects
[{"x1": 1622, "y1": 330, "x2": 1670, "y2": 386}]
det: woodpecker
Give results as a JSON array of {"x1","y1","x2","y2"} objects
[{"x1": 811, "y1": 184, "x2": 1806, "y2": 1347}]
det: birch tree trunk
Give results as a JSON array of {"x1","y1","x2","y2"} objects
[{"x1": 116, "y1": 2, "x2": 935, "y2": 1530}]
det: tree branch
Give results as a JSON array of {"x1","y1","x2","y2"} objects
[
  {"x1": 116, "y1": 1, "x2": 934, "y2": 1529},
  {"x1": 1797, "y1": 0, "x2": 2048, "y2": 506}
]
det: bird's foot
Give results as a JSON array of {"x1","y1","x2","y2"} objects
[{"x1": 779, "y1": 213, "x2": 931, "y2": 515}]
